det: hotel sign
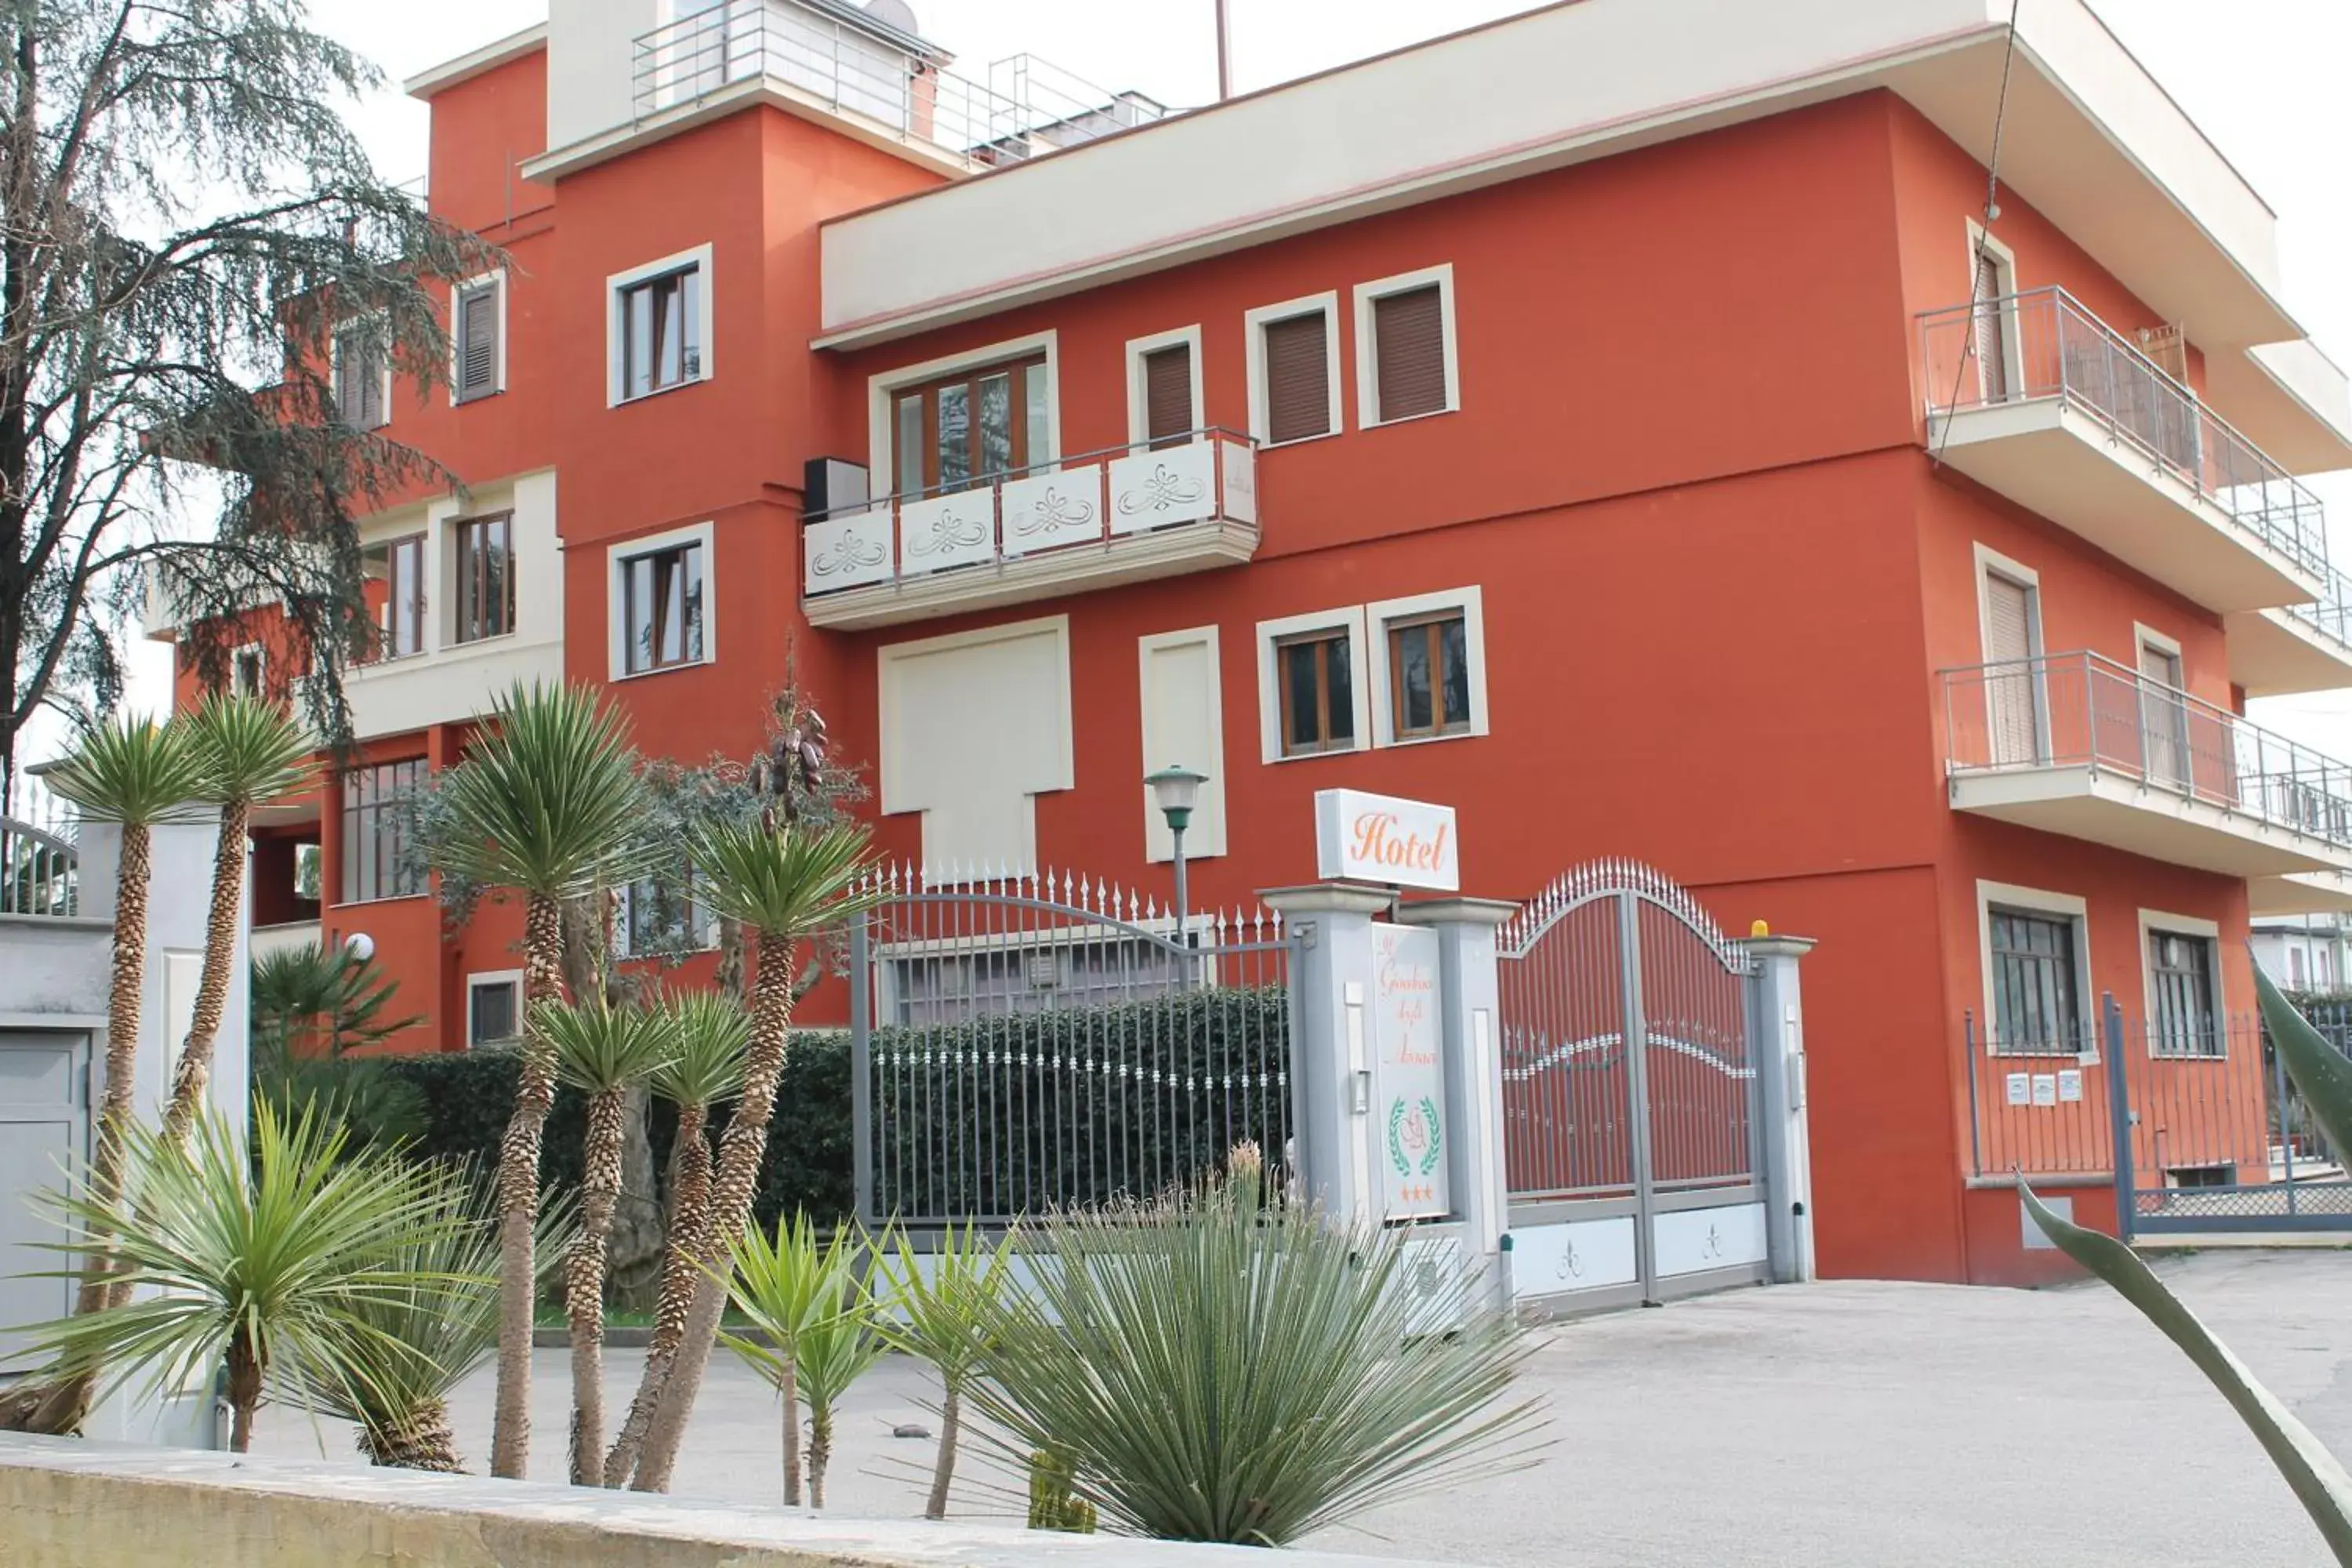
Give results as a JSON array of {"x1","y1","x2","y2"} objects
[
  {"x1": 1371, "y1": 923, "x2": 1450, "y2": 1220},
  {"x1": 1314, "y1": 789, "x2": 1459, "y2": 891}
]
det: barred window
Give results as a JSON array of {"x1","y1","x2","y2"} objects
[
  {"x1": 2149, "y1": 931, "x2": 2220, "y2": 1058},
  {"x1": 1989, "y1": 908, "x2": 2082, "y2": 1055},
  {"x1": 339, "y1": 759, "x2": 426, "y2": 904}
]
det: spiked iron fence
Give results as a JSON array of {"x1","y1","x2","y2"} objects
[{"x1": 848, "y1": 865, "x2": 1298, "y2": 1227}]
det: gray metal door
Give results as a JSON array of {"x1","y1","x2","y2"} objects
[
  {"x1": 0, "y1": 1031, "x2": 89, "y2": 1376},
  {"x1": 1497, "y1": 860, "x2": 1762, "y2": 1306}
]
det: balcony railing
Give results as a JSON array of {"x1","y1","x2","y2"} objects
[
  {"x1": 1942, "y1": 650, "x2": 2352, "y2": 850},
  {"x1": 2286, "y1": 566, "x2": 2352, "y2": 648},
  {"x1": 2, "y1": 779, "x2": 78, "y2": 918},
  {"x1": 631, "y1": 0, "x2": 1164, "y2": 168},
  {"x1": 1919, "y1": 285, "x2": 2328, "y2": 579},
  {"x1": 804, "y1": 429, "x2": 1258, "y2": 600}
]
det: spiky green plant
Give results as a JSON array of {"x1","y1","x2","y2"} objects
[
  {"x1": 969, "y1": 1175, "x2": 1546, "y2": 1546},
  {"x1": 877, "y1": 1221, "x2": 1016, "y2": 1519},
  {"x1": 537, "y1": 995, "x2": 679, "y2": 1484},
  {"x1": 249, "y1": 939, "x2": 421, "y2": 1058},
  {"x1": 430, "y1": 680, "x2": 647, "y2": 1479},
  {"x1": 20, "y1": 1103, "x2": 466, "y2": 1453},
  {"x1": 720, "y1": 1214, "x2": 886, "y2": 1510},
  {"x1": 165, "y1": 695, "x2": 317, "y2": 1147}
]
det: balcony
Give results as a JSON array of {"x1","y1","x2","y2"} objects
[
  {"x1": 2227, "y1": 567, "x2": 2352, "y2": 699},
  {"x1": 1941, "y1": 651, "x2": 2352, "y2": 877},
  {"x1": 802, "y1": 430, "x2": 1258, "y2": 630},
  {"x1": 1920, "y1": 287, "x2": 2327, "y2": 614}
]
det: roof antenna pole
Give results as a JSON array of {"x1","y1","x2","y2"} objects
[{"x1": 1215, "y1": 0, "x2": 1232, "y2": 100}]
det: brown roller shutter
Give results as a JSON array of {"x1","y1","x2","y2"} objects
[
  {"x1": 1262, "y1": 311, "x2": 1330, "y2": 444},
  {"x1": 1143, "y1": 342, "x2": 1192, "y2": 448},
  {"x1": 456, "y1": 284, "x2": 499, "y2": 403},
  {"x1": 1373, "y1": 285, "x2": 1447, "y2": 422}
]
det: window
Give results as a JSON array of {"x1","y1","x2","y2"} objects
[
  {"x1": 889, "y1": 355, "x2": 1051, "y2": 496},
  {"x1": 2148, "y1": 929, "x2": 2221, "y2": 1058},
  {"x1": 339, "y1": 758, "x2": 426, "y2": 904},
  {"x1": 1355, "y1": 266, "x2": 1457, "y2": 426},
  {"x1": 2292, "y1": 946, "x2": 2308, "y2": 989},
  {"x1": 361, "y1": 533, "x2": 426, "y2": 662},
  {"x1": 466, "y1": 973, "x2": 521, "y2": 1047},
  {"x1": 452, "y1": 513, "x2": 515, "y2": 644},
  {"x1": 1127, "y1": 327, "x2": 1202, "y2": 451},
  {"x1": 617, "y1": 876, "x2": 717, "y2": 957},
  {"x1": 1976, "y1": 546, "x2": 2042, "y2": 768},
  {"x1": 230, "y1": 645, "x2": 266, "y2": 699},
  {"x1": 1276, "y1": 628, "x2": 1356, "y2": 758},
  {"x1": 1246, "y1": 293, "x2": 1340, "y2": 446},
  {"x1": 609, "y1": 246, "x2": 712, "y2": 404},
  {"x1": 1988, "y1": 907, "x2": 2083, "y2": 1055},
  {"x1": 294, "y1": 844, "x2": 322, "y2": 903},
  {"x1": 1965, "y1": 222, "x2": 2018, "y2": 405},
  {"x1": 453, "y1": 274, "x2": 503, "y2": 404},
  {"x1": 1385, "y1": 612, "x2": 1472, "y2": 740},
  {"x1": 885, "y1": 938, "x2": 1184, "y2": 1026},
  {"x1": 333, "y1": 323, "x2": 387, "y2": 430},
  {"x1": 2136, "y1": 630, "x2": 2188, "y2": 789},
  {"x1": 618, "y1": 534, "x2": 707, "y2": 676}
]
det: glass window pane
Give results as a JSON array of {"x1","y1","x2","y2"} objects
[
  {"x1": 626, "y1": 287, "x2": 652, "y2": 399},
  {"x1": 1283, "y1": 644, "x2": 1319, "y2": 750},
  {"x1": 937, "y1": 383, "x2": 971, "y2": 491},
  {"x1": 1439, "y1": 617, "x2": 1470, "y2": 726},
  {"x1": 628, "y1": 557, "x2": 653, "y2": 672},
  {"x1": 659, "y1": 550, "x2": 684, "y2": 665},
  {"x1": 1399, "y1": 628, "x2": 1434, "y2": 732},
  {"x1": 978, "y1": 372, "x2": 1013, "y2": 478},
  {"x1": 1327, "y1": 637, "x2": 1355, "y2": 743},
  {"x1": 679, "y1": 269, "x2": 702, "y2": 380},
  {"x1": 896, "y1": 397, "x2": 924, "y2": 495},
  {"x1": 1025, "y1": 363, "x2": 1051, "y2": 465},
  {"x1": 681, "y1": 545, "x2": 705, "y2": 662},
  {"x1": 659, "y1": 277, "x2": 685, "y2": 388}
]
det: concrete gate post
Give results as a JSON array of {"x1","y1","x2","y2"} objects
[
  {"x1": 1395, "y1": 897, "x2": 1518, "y2": 1285},
  {"x1": 1745, "y1": 933, "x2": 1817, "y2": 1284},
  {"x1": 1260, "y1": 883, "x2": 1396, "y2": 1225}
]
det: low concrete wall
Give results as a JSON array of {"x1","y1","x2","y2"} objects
[{"x1": 0, "y1": 1436, "x2": 1461, "y2": 1567}]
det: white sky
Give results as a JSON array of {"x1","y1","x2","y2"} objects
[{"x1": 96, "y1": 2, "x2": 2352, "y2": 762}]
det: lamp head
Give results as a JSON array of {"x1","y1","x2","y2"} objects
[{"x1": 1145, "y1": 764, "x2": 1208, "y2": 832}]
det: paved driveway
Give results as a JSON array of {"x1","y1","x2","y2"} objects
[{"x1": 250, "y1": 1250, "x2": 2352, "y2": 1566}]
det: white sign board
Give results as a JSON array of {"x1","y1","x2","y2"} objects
[
  {"x1": 1315, "y1": 789, "x2": 1460, "y2": 891},
  {"x1": 1371, "y1": 924, "x2": 1450, "y2": 1219}
]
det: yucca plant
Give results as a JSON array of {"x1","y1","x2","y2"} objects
[
  {"x1": 0, "y1": 715, "x2": 205, "y2": 1436},
  {"x1": 625, "y1": 818, "x2": 877, "y2": 1494},
  {"x1": 720, "y1": 1213, "x2": 887, "y2": 1509},
  {"x1": 537, "y1": 995, "x2": 679, "y2": 1484},
  {"x1": 877, "y1": 1221, "x2": 1016, "y2": 1519},
  {"x1": 431, "y1": 681, "x2": 647, "y2": 1479},
  {"x1": 969, "y1": 1174, "x2": 1547, "y2": 1546},
  {"x1": 603, "y1": 991, "x2": 750, "y2": 1486},
  {"x1": 163, "y1": 695, "x2": 316, "y2": 1147},
  {"x1": 2025, "y1": 965, "x2": 2352, "y2": 1564},
  {"x1": 20, "y1": 1103, "x2": 466, "y2": 1454}
]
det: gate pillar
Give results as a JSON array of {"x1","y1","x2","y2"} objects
[
  {"x1": 1261, "y1": 882, "x2": 1399, "y2": 1226},
  {"x1": 1744, "y1": 933, "x2": 1817, "y2": 1283},
  {"x1": 1396, "y1": 897, "x2": 1518, "y2": 1283}
]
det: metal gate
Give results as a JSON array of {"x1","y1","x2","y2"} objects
[
  {"x1": 847, "y1": 867, "x2": 1298, "y2": 1227},
  {"x1": 1497, "y1": 859, "x2": 1766, "y2": 1305}
]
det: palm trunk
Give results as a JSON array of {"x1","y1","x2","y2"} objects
[
  {"x1": 807, "y1": 1401, "x2": 831, "y2": 1510},
  {"x1": 0, "y1": 820, "x2": 155, "y2": 1435},
  {"x1": 491, "y1": 890, "x2": 566, "y2": 1480},
  {"x1": 924, "y1": 1382, "x2": 960, "y2": 1520},
  {"x1": 630, "y1": 928, "x2": 797, "y2": 1492},
  {"x1": 603, "y1": 1101, "x2": 713, "y2": 1486},
  {"x1": 608, "y1": 1085, "x2": 665, "y2": 1311},
  {"x1": 568, "y1": 1083, "x2": 627, "y2": 1485},
  {"x1": 781, "y1": 1356, "x2": 802, "y2": 1506},
  {"x1": 159, "y1": 799, "x2": 249, "y2": 1150},
  {"x1": 361, "y1": 1402, "x2": 464, "y2": 1472},
  {"x1": 226, "y1": 1330, "x2": 261, "y2": 1455}
]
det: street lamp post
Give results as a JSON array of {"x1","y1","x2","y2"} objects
[{"x1": 1145, "y1": 764, "x2": 1209, "y2": 943}]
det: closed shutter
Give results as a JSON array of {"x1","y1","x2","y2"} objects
[
  {"x1": 456, "y1": 284, "x2": 499, "y2": 403},
  {"x1": 1143, "y1": 343, "x2": 1192, "y2": 448},
  {"x1": 1984, "y1": 575, "x2": 2032, "y2": 663},
  {"x1": 2140, "y1": 641, "x2": 2187, "y2": 786},
  {"x1": 1373, "y1": 285, "x2": 1447, "y2": 422},
  {"x1": 1972, "y1": 250, "x2": 2009, "y2": 403},
  {"x1": 1262, "y1": 312, "x2": 1330, "y2": 445},
  {"x1": 1984, "y1": 572, "x2": 2038, "y2": 766}
]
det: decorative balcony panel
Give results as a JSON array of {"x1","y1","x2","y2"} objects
[
  {"x1": 1920, "y1": 287, "x2": 2328, "y2": 615},
  {"x1": 1941, "y1": 650, "x2": 2352, "y2": 877},
  {"x1": 803, "y1": 430, "x2": 1260, "y2": 631}
]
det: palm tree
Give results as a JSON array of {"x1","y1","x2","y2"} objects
[
  {"x1": 602, "y1": 991, "x2": 748, "y2": 1486},
  {"x1": 537, "y1": 996, "x2": 678, "y2": 1484},
  {"x1": 721, "y1": 1214, "x2": 886, "y2": 1509},
  {"x1": 627, "y1": 818, "x2": 875, "y2": 1494},
  {"x1": 431, "y1": 681, "x2": 645, "y2": 1480},
  {"x1": 22, "y1": 1103, "x2": 466, "y2": 1454},
  {"x1": 249, "y1": 939, "x2": 421, "y2": 1058},
  {"x1": 162, "y1": 695, "x2": 314, "y2": 1146},
  {"x1": 877, "y1": 1221, "x2": 1015, "y2": 1518},
  {"x1": 0, "y1": 716, "x2": 205, "y2": 1436}
]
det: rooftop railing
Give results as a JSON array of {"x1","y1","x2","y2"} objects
[
  {"x1": 1942, "y1": 649, "x2": 2352, "y2": 851},
  {"x1": 1919, "y1": 285, "x2": 2328, "y2": 579}
]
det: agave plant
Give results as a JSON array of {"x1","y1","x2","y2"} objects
[
  {"x1": 876, "y1": 1221, "x2": 1016, "y2": 1519},
  {"x1": 2024, "y1": 965, "x2": 2352, "y2": 1564},
  {"x1": 968, "y1": 1174, "x2": 1547, "y2": 1547},
  {"x1": 720, "y1": 1213, "x2": 887, "y2": 1510},
  {"x1": 21, "y1": 1103, "x2": 466, "y2": 1453}
]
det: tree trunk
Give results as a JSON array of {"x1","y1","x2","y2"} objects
[
  {"x1": 602, "y1": 1101, "x2": 712, "y2": 1486},
  {"x1": 0, "y1": 820, "x2": 154, "y2": 1435},
  {"x1": 568, "y1": 1083, "x2": 626, "y2": 1485},
  {"x1": 807, "y1": 1401, "x2": 830, "y2": 1511},
  {"x1": 361, "y1": 1401, "x2": 464, "y2": 1472},
  {"x1": 630, "y1": 928, "x2": 797, "y2": 1493},
  {"x1": 781, "y1": 1356, "x2": 802, "y2": 1507},
  {"x1": 226, "y1": 1330, "x2": 262, "y2": 1455},
  {"x1": 606, "y1": 1084, "x2": 665, "y2": 1312},
  {"x1": 490, "y1": 890, "x2": 566, "y2": 1481},
  {"x1": 159, "y1": 799, "x2": 249, "y2": 1150},
  {"x1": 925, "y1": 1382, "x2": 960, "y2": 1520}
]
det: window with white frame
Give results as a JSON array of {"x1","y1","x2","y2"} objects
[
  {"x1": 230, "y1": 644, "x2": 266, "y2": 699},
  {"x1": 466, "y1": 972, "x2": 522, "y2": 1047},
  {"x1": 870, "y1": 332, "x2": 1059, "y2": 503},
  {"x1": 617, "y1": 875, "x2": 718, "y2": 958},
  {"x1": 1256, "y1": 608, "x2": 1368, "y2": 763},
  {"x1": 2146, "y1": 920, "x2": 2222, "y2": 1058},
  {"x1": 361, "y1": 532, "x2": 426, "y2": 662},
  {"x1": 1987, "y1": 906, "x2": 2085, "y2": 1055},
  {"x1": 1965, "y1": 221, "x2": 2019, "y2": 406},
  {"x1": 1368, "y1": 586, "x2": 1487, "y2": 746},
  {"x1": 1244, "y1": 293, "x2": 1341, "y2": 446},
  {"x1": 610, "y1": 524, "x2": 712, "y2": 677},
  {"x1": 1127, "y1": 326, "x2": 1203, "y2": 450},
  {"x1": 1354, "y1": 265, "x2": 1457, "y2": 426},
  {"x1": 452, "y1": 271, "x2": 506, "y2": 404},
  {"x1": 609, "y1": 245, "x2": 712, "y2": 405},
  {"x1": 333, "y1": 321, "x2": 389, "y2": 430},
  {"x1": 1975, "y1": 545, "x2": 2043, "y2": 768}
]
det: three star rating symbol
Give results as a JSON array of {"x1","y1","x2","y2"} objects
[{"x1": 1396, "y1": 1181, "x2": 1439, "y2": 1206}]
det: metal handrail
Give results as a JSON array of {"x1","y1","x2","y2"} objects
[
  {"x1": 2, "y1": 782, "x2": 78, "y2": 917},
  {"x1": 1918, "y1": 285, "x2": 2328, "y2": 579},
  {"x1": 2286, "y1": 567, "x2": 2352, "y2": 648},
  {"x1": 1940, "y1": 648, "x2": 2352, "y2": 848}
]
